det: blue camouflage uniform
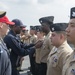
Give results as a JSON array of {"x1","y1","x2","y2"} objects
[{"x1": 0, "y1": 38, "x2": 11, "y2": 75}]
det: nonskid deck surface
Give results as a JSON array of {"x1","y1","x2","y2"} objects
[{"x1": 20, "y1": 55, "x2": 32, "y2": 75}]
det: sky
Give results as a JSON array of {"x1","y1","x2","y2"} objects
[{"x1": 0, "y1": 0, "x2": 75, "y2": 29}]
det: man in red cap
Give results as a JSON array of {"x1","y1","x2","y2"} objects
[
  {"x1": 0, "y1": 16, "x2": 15, "y2": 37},
  {"x1": 0, "y1": 15, "x2": 15, "y2": 75}
]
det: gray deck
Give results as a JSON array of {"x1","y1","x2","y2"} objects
[{"x1": 20, "y1": 55, "x2": 31, "y2": 75}]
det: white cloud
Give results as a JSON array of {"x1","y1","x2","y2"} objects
[{"x1": 0, "y1": 2, "x2": 9, "y2": 10}]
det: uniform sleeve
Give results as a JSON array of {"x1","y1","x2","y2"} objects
[
  {"x1": 4, "y1": 35, "x2": 29, "y2": 56},
  {"x1": 1, "y1": 50, "x2": 11, "y2": 75},
  {"x1": 32, "y1": 37, "x2": 37, "y2": 44},
  {"x1": 58, "y1": 51, "x2": 71, "y2": 69},
  {"x1": 47, "y1": 37, "x2": 53, "y2": 51},
  {"x1": 22, "y1": 43, "x2": 35, "y2": 49}
]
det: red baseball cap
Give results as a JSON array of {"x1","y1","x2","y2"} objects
[{"x1": 0, "y1": 16, "x2": 15, "y2": 25}]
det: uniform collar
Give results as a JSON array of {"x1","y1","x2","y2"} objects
[
  {"x1": 50, "y1": 47, "x2": 57, "y2": 56},
  {"x1": 70, "y1": 51, "x2": 75, "y2": 62},
  {"x1": 50, "y1": 41, "x2": 67, "y2": 55},
  {"x1": 47, "y1": 31, "x2": 51, "y2": 36},
  {"x1": 57, "y1": 41, "x2": 67, "y2": 54},
  {"x1": 0, "y1": 38, "x2": 3, "y2": 43},
  {"x1": 8, "y1": 30, "x2": 16, "y2": 36},
  {"x1": 45, "y1": 31, "x2": 51, "y2": 39}
]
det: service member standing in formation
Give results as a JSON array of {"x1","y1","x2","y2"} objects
[
  {"x1": 20, "y1": 27, "x2": 30, "y2": 44},
  {"x1": 62, "y1": 7, "x2": 75, "y2": 75},
  {"x1": 0, "y1": 11, "x2": 15, "y2": 75},
  {"x1": 29, "y1": 26, "x2": 37, "y2": 44},
  {"x1": 29, "y1": 26, "x2": 37, "y2": 75},
  {"x1": 38, "y1": 16, "x2": 54, "y2": 75},
  {"x1": 35, "y1": 25, "x2": 45, "y2": 75},
  {"x1": 46, "y1": 23, "x2": 73, "y2": 75}
]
